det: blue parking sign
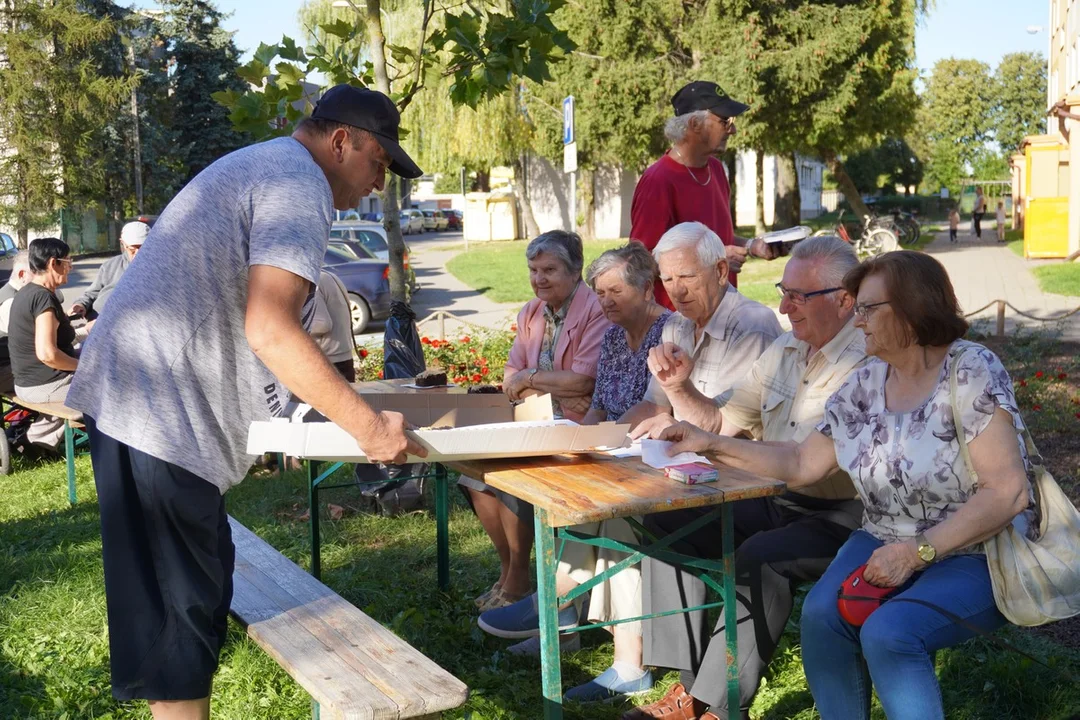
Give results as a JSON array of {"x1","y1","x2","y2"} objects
[{"x1": 563, "y1": 96, "x2": 574, "y2": 145}]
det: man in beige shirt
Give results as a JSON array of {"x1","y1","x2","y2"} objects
[{"x1": 624, "y1": 236, "x2": 867, "y2": 720}]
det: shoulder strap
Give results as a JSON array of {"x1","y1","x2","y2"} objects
[{"x1": 949, "y1": 345, "x2": 979, "y2": 486}]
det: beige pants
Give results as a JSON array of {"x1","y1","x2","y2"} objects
[
  {"x1": 15, "y1": 374, "x2": 73, "y2": 449},
  {"x1": 558, "y1": 517, "x2": 643, "y2": 635}
]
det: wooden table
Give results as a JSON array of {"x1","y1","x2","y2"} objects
[
  {"x1": 303, "y1": 379, "x2": 464, "y2": 585},
  {"x1": 448, "y1": 453, "x2": 785, "y2": 719}
]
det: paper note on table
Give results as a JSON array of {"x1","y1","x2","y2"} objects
[
  {"x1": 602, "y1": 442, "x2": 642, "y2": 459},
  {"x1": 641, "y1": 439, "x2": 710, "y2": 469}
]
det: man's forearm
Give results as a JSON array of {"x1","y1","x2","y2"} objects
[{"x1": 666, "y1": 382, "x2": 724, "y2": 433}]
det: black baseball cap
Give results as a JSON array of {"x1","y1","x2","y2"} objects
[
  {"x1": 671, "y1": 81, "x2": 749, "y2": 119},
  {"x1": 311, "y1": 84, "x2": 423, "y2": 179}
]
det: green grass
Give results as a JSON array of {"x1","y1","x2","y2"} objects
[
  {"x1": 445, "y1": 240, "x2": 623, "y2": 304},
  {"x1": 1032, "y1": 263, "x2": 1080, "y2": 297},
  {"x1": 2, "y1": 427, "x2": 1079, "y2": 718},
  {"x1": 1005, "y1": 229, "x2": 1025, "y2": 258}
]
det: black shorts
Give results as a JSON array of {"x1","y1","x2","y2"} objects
[{"x1": 87, "y1": 416, "x2": 234, "y2": 701}]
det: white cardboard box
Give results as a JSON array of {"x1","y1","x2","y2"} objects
[{"x1": 247, "y1": 393, "x2": 631, "y2": 463}]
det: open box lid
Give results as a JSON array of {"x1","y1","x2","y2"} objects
[{"x1": 247, "y1": 393, "x2": 630, "y2": 463}]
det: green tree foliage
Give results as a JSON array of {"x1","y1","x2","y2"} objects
[
  {"x1": 0, "y1": 0, "x2": 134, "y2": 244},
  {"x1": 845, "y1": 138, "x2": 924, "y2": 195},
  {"x1": 161, "y1": 0, "x2": 249, "y2": 182},
  {"x1": 993, "y1": 51, "x2": 1048, "y2": 156},
  {"x1": 699, "y1": 0, "x2": 922, "y2": 219},
  {"x1": 917, "y1": 57, "x2": 994, "y2": 194},
  {"x1": 215, "y1": 0, "x2": 574, "y2": 300}
]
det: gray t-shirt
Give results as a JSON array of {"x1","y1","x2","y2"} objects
[{"x1": 67, "y1": 137, "x2": 332, "y2": 492}]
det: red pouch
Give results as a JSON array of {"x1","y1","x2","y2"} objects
[{"x1": 836, "y1": 564, "x2": 897, "y2": 627}]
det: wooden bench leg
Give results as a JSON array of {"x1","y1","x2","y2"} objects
[{"x1": 65, "y1": 421, "x2": 76, "y2": 505}]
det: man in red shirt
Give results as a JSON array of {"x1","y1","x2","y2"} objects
[{"x1": 630, "y1": 81, "x2": 776, "y2": 309}]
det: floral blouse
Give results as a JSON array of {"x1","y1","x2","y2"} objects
[
  {"x1": 818, "y1": 340, "x2": 1037, "y2": 551},
  {"x1": 590, "y1": 312, "x2": 671, "y2": 419}
]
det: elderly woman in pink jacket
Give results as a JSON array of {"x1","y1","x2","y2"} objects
[{"x1": 461, "y1": 229, "x2": 610, "y2": 610}]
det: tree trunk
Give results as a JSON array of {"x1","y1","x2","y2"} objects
[
  {"x1": 723, "y1": 150, "x2": 737, "y2": 224},
  {"x1": 823, "y1": 150, "x2": 872, "y2": 221},
  {"x1": 773, "y1": 152, "x2": 801, "y2": 230},
  {"x1": 365, "y1": 0, "x2": 407, "y2": 302},
  {"x1": 581, "y1": 168, "x2": 595, "y2": 241},
  {"x1": 754, "y1": 151, "x2": 766, "y2": 236},
  {"x1": 473, "y1": 169, "x2": 491, "y2": 192},
  {"x1": 512, "y1": 153, "x2": 541, "y2": 240}
]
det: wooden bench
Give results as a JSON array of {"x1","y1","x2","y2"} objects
[
  {"x1": 228, "y1": 517, "x2": 469, "y2": 719},
  {"x1": 9, "y1": 397, "x2": 86, "y2": 504}
]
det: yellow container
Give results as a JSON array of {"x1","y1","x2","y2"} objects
[{"x1": 1024, "y1": 142, "x2": 1070, "y2": 258}]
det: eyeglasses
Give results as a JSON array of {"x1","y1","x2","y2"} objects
[
  {"x1": 854, "y1": 300, "x2": 890, "y2": 320},
  {"x1": 715, "y1": 115, "x2": 734, "y2": 130},
  {"x1": 775, "y1": 283, "x2": 841, "y2": 305}
]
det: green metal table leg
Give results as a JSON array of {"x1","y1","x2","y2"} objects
[
  {"x1": 65, "y1": 421, "x2": 76, "y2": 505},
  {"x1": 278, "y1": 453, "x2": 286, "y2": 477},
  {"x1": 435, "y1": 463, "x2": 450, "y2": 591},
  {"x1": 534, "y1": 508, "x2": 563, "y2": 719},
  {"x1": 722, "y1": 502, "x2": 739, "y2": 716},
  {"x1": 308, "y1": 460, "x2": 321, "y2": 580}
]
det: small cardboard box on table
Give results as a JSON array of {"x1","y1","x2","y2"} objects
[{"x1": 247, "y1": 389, "x2": 629, "y2": 463}]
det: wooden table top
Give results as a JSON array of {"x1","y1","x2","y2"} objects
[{"x1": 447, "y1": 453, "x2": 785, "y2": 527}]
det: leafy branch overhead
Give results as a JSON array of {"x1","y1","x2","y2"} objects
[{"x1": 213, "y1": 0, "x2": 575, "y2": 141}]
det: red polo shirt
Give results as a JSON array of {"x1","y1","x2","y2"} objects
[{"x1": 629, "y1": 153, "x2": 737, "y2": 310}]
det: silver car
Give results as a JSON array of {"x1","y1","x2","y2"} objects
[
  {"x1": 399, "y1": 209, "x2": 425, "y2": 235},
  {"x1": 0, "y1": 233, "x2": 18, "y2": 274}
]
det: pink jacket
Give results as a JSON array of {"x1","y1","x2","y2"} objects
[{"x1": 505, "y1": 284, "x2": 610, "y2": 423}]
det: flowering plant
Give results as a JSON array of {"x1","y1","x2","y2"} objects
[{"x1": 356, "y1": 329, "x2": 515, "y2": 387}]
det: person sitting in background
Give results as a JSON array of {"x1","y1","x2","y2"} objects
[
  {"x1": 460, "y1": 230, "x2": 609, "y2": 611},
  {"x1": 476, "y1": 243, "x2": 671, "y2": 701},
  {"x1": 624, "y1": 236, "x2": 866, "y2": 720},
  {"x1": 70, "y1": 220, "x2": 148, "y2": 320},
  {"x1": 652, "y1": 250, "x2": 1036, "y2": 720},
  {"x1": 8, "y1": 238, "x2": 79, "y2": 449},
  {"x1": 0, "y1": 251, "x2": 32, "y2": 395},
  {"x1": 310, "y1": 270, "x2": 357, "y2": 382},
  {"x1": 619, "y1": 221, "x2": 781, "y2": 433}
]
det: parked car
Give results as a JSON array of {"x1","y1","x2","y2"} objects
[
  {"x1": 330, "y1": 227, "x2": 418, "y2": 296},
  {"x1": 420, "y1": 210, "x2": 439, "y2": 232},
  {"x1": 0, "y1": 233, "x2": 17, "y2": 273},
  {"x1": 433, "y1": 210, "x2": 450, "y2": 231},
  {"x1": 322, "y1": 245, "x2": 391, "y2": 333},
  {"x1": 400, "y1": 209, "x2": 425, "y2": 235},
  {"x1": 443, "y1": 208, "x2": 463, "y2": 231},
  {"x1": 359, "y1": 212, "x2": 383, "y2": 223}
]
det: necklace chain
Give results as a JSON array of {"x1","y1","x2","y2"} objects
[{"x1": 672, "y1": 147, "x2": 711, "y2": 187}]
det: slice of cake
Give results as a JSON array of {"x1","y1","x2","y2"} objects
[{"x1": 414, "y1": 369, "x2": 448, "y2": 387}]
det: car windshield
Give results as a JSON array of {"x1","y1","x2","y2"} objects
[
  {"x1": 356, "y1": 230, "x2": 389, "y2": 253},
  {"x1": 324, "y1": 246, "x2": 356, "y2": 265},
  {"x1": 329, "y1": 241, "x2": 361, "y2": 259}
]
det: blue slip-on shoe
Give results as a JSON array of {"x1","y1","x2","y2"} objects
[
  {"x1": 563, "y1": 666, "x2": 654, "y2": 703},
  {"x1": 477, "y1": 593, "x2": 579, "y2": 639}
]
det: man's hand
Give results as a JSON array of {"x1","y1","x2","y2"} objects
[
  {"x1": 657, "y1": 421, "x2": 722, "y2": 456},
  {"x1": 355, "y1": 410, "x2": 428, "y2": 465},
  {"x1": 725, "y1": 244, "x2": 748, "y2": 274},
  {"x1": 747, "y1": 237, "x2": 779, "y2": 260},
  {"x1": 70, "y1": 303, "x2": 86, "y2": 318},
  {"x1": 647, "y1": 343, "x2": 694, "y2": 392},
  {"x1": 862, "y1": 541, "x2": 923, "y2": 588},
  {"x1": 629, "y1": 412, "x2": 675, "y2": 440},
  {"x1": 503, "y1": 368, "x2": 534, "y2": 402}
]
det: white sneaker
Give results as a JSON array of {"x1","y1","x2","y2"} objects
[{"x1": 506, "y1": 633, "x2": 581, "y2": 656}]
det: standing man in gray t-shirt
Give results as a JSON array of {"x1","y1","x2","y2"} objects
[{"x1": 67, "y1": 85, "x2": 425, "y2": 720}]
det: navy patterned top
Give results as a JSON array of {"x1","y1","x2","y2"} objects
[{"x1": 590, "y1": 311, "x2": 671, "y2": 420}]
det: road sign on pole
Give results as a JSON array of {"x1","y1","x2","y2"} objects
[{"x1": 563, "y1": 96, "x2": 574, "y2": 145}]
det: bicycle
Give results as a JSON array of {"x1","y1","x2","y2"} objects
[
  {"x1": 813, "y1": 210, "x2": 899, "y2": 257},
  {"x1": 869, "y1": 209, "x2": 921, "y2": 247}
]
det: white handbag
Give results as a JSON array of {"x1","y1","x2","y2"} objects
[{"x1": 950, "y1": 348, "x2": 1080, "y2": 627}]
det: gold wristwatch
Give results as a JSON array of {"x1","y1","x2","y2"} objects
[{"x1": 915, "y1": 533, "x2": 937, "y2": 564}]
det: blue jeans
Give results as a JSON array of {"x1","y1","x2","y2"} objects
[{"x1": 800, "y1": 530, "x2": 1006, "y2": 720}]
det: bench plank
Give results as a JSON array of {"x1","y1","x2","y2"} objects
[
  {"x1": 228, "y1": 518, "x2": 468, "y2": 720},
  {"x1": 10, "y1": 397, "x2": 84, "y2": 426}
]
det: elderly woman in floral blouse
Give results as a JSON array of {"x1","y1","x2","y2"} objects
[
  {"x1": 653, "y1": 251, "x2": 1034, "y2": 720},
  {"x1": 477, "y1": 243, "x2": 670, "y2": 702}
]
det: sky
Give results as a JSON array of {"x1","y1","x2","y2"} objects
[{"x1": 143, "y1": 0, "x2": 1051, "y2": 73}]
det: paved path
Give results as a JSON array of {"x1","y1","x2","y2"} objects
[{"x1": 923, "y1": 221, "x2": 1080, "y2": 341}]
